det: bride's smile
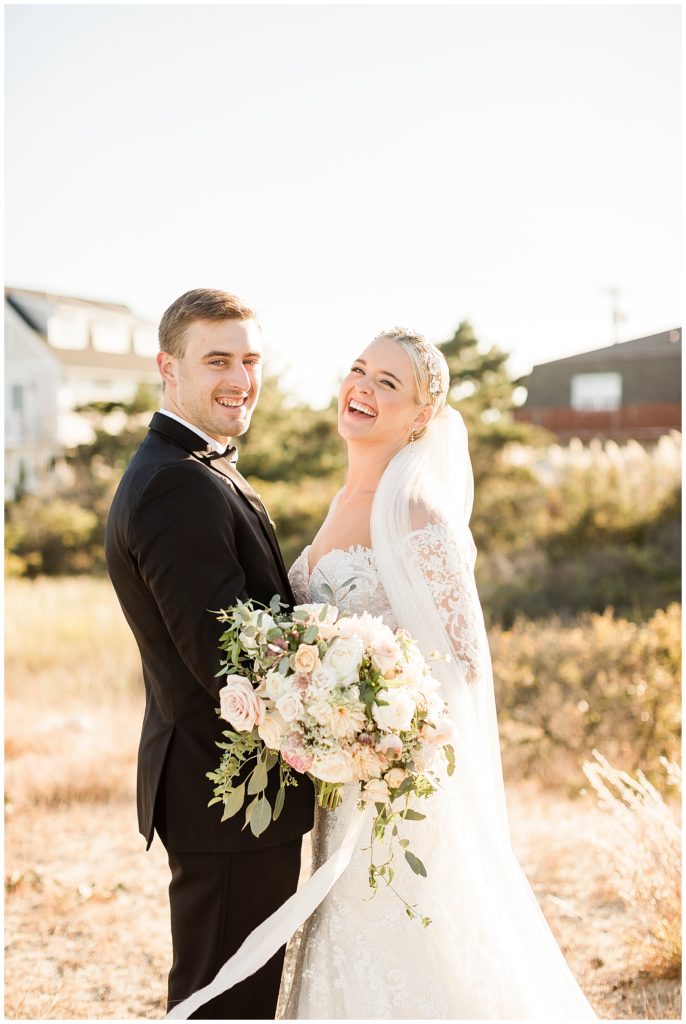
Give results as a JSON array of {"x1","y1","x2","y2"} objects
[{"x1": 338, "y1": 335, "x2": 434, "y2": 451}]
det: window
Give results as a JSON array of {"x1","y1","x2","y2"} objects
[
  {"x1": 570, "y1": 372, "x2": 622, "y2": 412},
  {"x1": 92, "y1": 320, "x2": 131, "y2": 354},
  {"x1": 11, "y1": 384, "x2": 23, "y2": 412},
  {"x1": 47, "y1": 314, "x2": 89, "y2": 349},
  {"x1": 133, "y1": 325, "x2": 157, "y2": 356}
]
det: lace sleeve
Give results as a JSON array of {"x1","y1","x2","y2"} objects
[
  {"x1": 288, "y1": 547, "x2": 310, "y2": 605},
  {"x1": 404, "y1": 520, "x2": 482, "y2": 686}
]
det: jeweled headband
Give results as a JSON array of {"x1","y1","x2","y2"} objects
[{"x1": 415, "y1": 339, "x2": 449, "y2": 399}]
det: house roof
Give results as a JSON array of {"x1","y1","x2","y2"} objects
[
  {"x1": 4, "y1": 286, "x2": 133, "y2": 315},
  {"x1": 5, "y1": 290, "x2": 158, "y2": 375},
  {"x1": 55, "y1": 346, "x2": 159, "y2": 375},
  {"x1": 528, "y1": 328, "x2": 681, "y2": 372}
]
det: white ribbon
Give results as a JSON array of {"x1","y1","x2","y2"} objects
[{"x1": 165, "y1": 811, "x2": 366, "y2": 1019}]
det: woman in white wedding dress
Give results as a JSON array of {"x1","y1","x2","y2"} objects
[{"x1": 281, "y1": 329, "x2": 598, "y2": 1020}]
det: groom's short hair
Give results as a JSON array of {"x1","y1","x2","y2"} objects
[{"x1": 159, "y1": 289, "x2": 256, "y2": 358}]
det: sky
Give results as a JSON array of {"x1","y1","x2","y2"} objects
[{"x1": 4, "y1": 2, "x2": 682, "y2": 406}]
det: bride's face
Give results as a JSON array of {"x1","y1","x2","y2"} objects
[{"x1": 338, "y1": 336, "x2": 432, "y2": 447}]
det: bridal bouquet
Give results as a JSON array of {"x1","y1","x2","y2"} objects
[{"x1": 207, "y1": 595, "x2": 456, "y2": 923}]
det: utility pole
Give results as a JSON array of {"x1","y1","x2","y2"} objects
[{"x1": 606, "y1": 287, "x2": 626, "y2": 344}]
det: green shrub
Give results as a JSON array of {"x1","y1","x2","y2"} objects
[
  {"x1": 491, "y1": 603, "x2": 681, "y2": 792},
  {"x1": 5, "y1": 498, "x2": 101, "y2": 577}
]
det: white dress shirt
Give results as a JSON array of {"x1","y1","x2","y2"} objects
[{"x1": 158, "y1": 408, "x2": 228, "y2": 454}]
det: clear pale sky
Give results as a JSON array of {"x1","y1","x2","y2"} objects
[{"x1": 5, "y1": 3, "x2": 682, "y2": 405}]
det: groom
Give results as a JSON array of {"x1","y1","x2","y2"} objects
[{"x1": 105, "y1": 288, "x2": 314, "y2": 1018}]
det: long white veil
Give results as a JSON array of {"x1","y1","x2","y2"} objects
[
  {"x1": 369, "y1": 403, "x2": 597, "y2": 1018},
  {"x1": 371, "y1": 403, "x2": 511, "y2": 845}
]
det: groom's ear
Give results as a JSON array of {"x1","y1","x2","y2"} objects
[{"x1": 157, "y1": 350, "x2": 177, "y2": 390}]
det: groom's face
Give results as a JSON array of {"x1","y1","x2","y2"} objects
[{"x1": 158, "y1": 317, "x2": 263, "y2": 442}]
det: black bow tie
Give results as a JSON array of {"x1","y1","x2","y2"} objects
[{"x1": 205, "y1": 444, "x2": 238, "y2": 464}]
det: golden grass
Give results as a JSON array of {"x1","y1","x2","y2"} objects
[
  {"x1": 5, "y1": 576, "x2": 142, "y2": 810},
  {"x1": 3, "y1": 577, "x2": 682, "y2": 1019},
  {"x1": 5, "y1": 575, "x2": 143, "y2": 702},
  {"x1": 582, "y1": 752, "x2": 682, "y2": 980}
]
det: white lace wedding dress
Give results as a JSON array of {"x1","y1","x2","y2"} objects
[{"x1": 280, "y1": 538, "x2": 598, "y2": 1020}]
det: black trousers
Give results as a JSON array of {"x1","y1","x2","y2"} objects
[{"x1": 165, "y1": 838, "x2": 303, "y2": 1020}]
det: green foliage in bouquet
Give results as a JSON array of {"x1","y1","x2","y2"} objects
[{"x1": 205, "y1": 595, "x2": 456, "y2": 924}]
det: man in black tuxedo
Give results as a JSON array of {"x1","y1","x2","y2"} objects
[{"x1": 105, "y1": 289, "x2": 314, "y2": 1019}]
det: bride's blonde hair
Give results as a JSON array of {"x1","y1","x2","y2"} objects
[{"x1": 375, "y1": 328, "x2": 450, "y2": 437}]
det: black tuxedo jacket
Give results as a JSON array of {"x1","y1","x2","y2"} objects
[{"x1": 105, "y1": 412, "x2": 314, "y2": 853}]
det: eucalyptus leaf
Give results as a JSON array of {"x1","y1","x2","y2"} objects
[
  {"x1": 401, "y1": 809, "x2": 426, "y2": 821},
  {"x1": 404, "y1": 850, "x2": 427, "y2": 877},
  {"x1": 248, "y1": 761, "x2": 269, "y2": 795},
  {"x1": 221, "y1": 783, "x2": 246, "y2": 821},
  {"x1": 302, "y1": 625, "x2": 319, "y2": 644},
  {"x1": 319, "y1": 583, "x2": 335, "y2": 603},
  {"x1": 242, "y1": 795, "x2": 258, "y2": 830},
  {"x1": 273, "y1": 785, "x2": 286, "y2": 821},
  {"x1": 249, "y1": 795, "x2": 272, "y2": 838}
]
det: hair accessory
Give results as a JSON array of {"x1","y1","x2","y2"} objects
[{"x1": 415, "y1": 340, "x2": 448, "y2": 398}]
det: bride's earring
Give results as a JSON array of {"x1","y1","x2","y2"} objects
[{"x1": 409, "y1": 429, "x2": 417, "y2": 452}]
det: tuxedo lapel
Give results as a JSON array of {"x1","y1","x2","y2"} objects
[
  {"x1": 147, "y1": 413, "x2": 293, "y2": 602},
  {"x1": 212, "y1": 460, "x2": 293, "y2": 601}
]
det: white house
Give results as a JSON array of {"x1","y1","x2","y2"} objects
[{"x1": 4, "y1": 287, "x2": 161, "y2": 499}]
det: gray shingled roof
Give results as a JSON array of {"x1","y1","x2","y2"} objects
[{"x1": 527, "y1": 329, "x2": 681, "y2": 372}]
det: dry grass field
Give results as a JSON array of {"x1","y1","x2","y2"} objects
[{"x1": 4, "y1": 578, "x2": 681, "y2": 1020}]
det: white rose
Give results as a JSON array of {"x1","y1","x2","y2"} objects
[
  {"x1": 425, "y1": 693, "x2": 447, "y2": 722},
  {"x1": 385, "y1": 767, "x2": 408, "y2": 789},
  {"x1": 293, "y1": 644, "x2": 321, "y2": 674},
  {"x1": 294, "y1": 603, "x2": 338, "y2": 624},
  {"x1": 403, "y1": 659, "x2": 427, "y2": 686},
  {"x1": 306, "y1": 697, "x2": 333, "y2": 728},
  {"x1": 426, "y1": 717, "x2": 457, "y2": 746},
  {"x1": 219, "y1": 676, "x2": 265, "y2": 732},
  {"x1": 376, "y1": 733, "x2": 404, "y2": 759},
  {"x1": 239, "y1": 628, "x2": 259, "y2": 650},
  {"x1": 372, "y1": 690, "x2": 416, "y2": 732},
  {"x1": 414, "y1": 738, "x2": 441, "y2": 771},
  {"x1": 337, "y1": 612, "x2": 389, "y2": 650},
  {"x1": 308, "y1": 666, "x2": 338, "y2": 696},
  {"x1": 371, "y1": 637, "x2": 403, "y2": 676},
  {"x1": 361, "y1": 777, "x2": 391, "y2": 803},
  {"x1": 257, "y1": 710, "x2": 287, "y2": 749},
  {"x1": 322, "y1": 636, "x2": 364, "y2": 680},
  {"x1": 275, "y1": 691, "x2": 304, "y2": 723},
  {"x1": 310, "y1": 748, "x2": 354, "y2": 784},
  {"x1": 263, "y1": 668, "x2": 290, "y2": 702},
  {"x1": 255, "y1": 611, "x2": 277, "y2": 638}
]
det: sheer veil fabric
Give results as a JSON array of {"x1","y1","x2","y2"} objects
[{"x1": 280, "y1": 405, "x2": 597, "y2": 1019}]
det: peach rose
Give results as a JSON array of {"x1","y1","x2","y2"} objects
[
  {"x1": 293, "y1": 643, "x2": 321, "y2": 674},
  {"x1": 219, "y1": 676, "x2": 265, "y2": 732}
]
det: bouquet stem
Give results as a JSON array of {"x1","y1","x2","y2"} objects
[{"x1": 317, "y1": 782, "x2": 344, "y2": 811}]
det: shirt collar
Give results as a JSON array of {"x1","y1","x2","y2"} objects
[{"x1": 158, "y1": 408, "x2": 228, "y2": 455}]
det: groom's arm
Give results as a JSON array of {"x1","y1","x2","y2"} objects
[{"x1": 130, "y1": 461, "x2": 248, "y2": 701}]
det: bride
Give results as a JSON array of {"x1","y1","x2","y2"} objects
[{"x1": 281, "y1": 328, "x2": 597, "y2": 1019}]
